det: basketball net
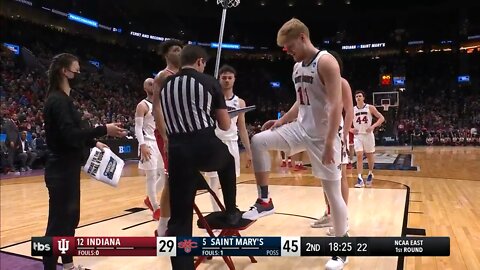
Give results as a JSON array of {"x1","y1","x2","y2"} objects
[
  {"x1": 214, "y1": 0, "x2": 240, "y2": 78},
  {"x1": 382, "y1": 104, "x2": 390, "y2": 111},
  {"x1": 217, "y1": 0, "x2": 240, "y2": 8}
]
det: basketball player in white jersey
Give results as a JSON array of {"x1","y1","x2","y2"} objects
[
  {"x1": 152, "y1": 39, "x2": 183, "y2": 236},
  {"x1": 205, "y1": 65, "x2": 252, "y2": 212},
  {"x1": 312, "y1": 74, "x2": 354, "y2": 235},
  {"x1": 352, "y1": 90, "x2": 384, "y2": 188},
  {"x1": 243, "y1": 18, "x2": 349, "y2": 269},
  {"x1": 135, "y1": 78, "x2": 166, "y2": 221}
]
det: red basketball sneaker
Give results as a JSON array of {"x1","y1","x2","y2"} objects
[
  {"x1": 144, "y1": 197, "x2": 153, "y2": 212},
  {"x1": 153, "y1": 208, "x2": 161, "y2": 221}
]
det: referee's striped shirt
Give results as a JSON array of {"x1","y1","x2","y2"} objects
[{"x1": 161, "y1": 68, "x2": 226, "y2": 136}]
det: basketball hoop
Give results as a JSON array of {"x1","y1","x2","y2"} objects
[
  {"x1": 217, "y1": 0, "x2": 240, "y2": 8},
  {"x1": 214, "y1": 0, "x2": 240, "y2": 78},
  {"x1": 380, "y1": 98, "x2": 391, "y2": 111},
  {"x1": 373, "y1": 92, "x2": 399, "y2": 111}
]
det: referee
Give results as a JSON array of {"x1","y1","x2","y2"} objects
[{"x1": 160, "y1": 45, "x2": 241, "y2": 270}]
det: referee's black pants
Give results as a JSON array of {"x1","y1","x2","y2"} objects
[
  {"x1": 43, "y1": 153, "x2": 81, "y2": 270},
  {"x1": 168, "y1": 129, "x2": 237, "y2": 270}
]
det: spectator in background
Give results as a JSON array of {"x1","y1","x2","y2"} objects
[
  {"x1": 17, "y1": 131, "x2": 37, "y2": 171},
  {"x1": 4, "y1": 112, "x2": 20, "y2": 173},
  {"x1": 32, "y1": 130, "x2": 48, "y2": 167}
]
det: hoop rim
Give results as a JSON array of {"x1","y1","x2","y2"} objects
[{"x1": 217, "y1": 0, "x2": 240, "y2": 8}]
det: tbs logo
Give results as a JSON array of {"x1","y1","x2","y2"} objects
[
  {"x1": 31, "y1": 237, "x2": 52, "y2": 256},
  {"x1": 118, "y1": 145, "x2": 131, "y2": 154}
]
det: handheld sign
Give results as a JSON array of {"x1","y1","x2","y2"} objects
[{"x1": 84, "y1": 147, "x2": 124, "y2": 187}]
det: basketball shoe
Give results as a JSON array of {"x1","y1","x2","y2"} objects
[
  {"x1": 242, "y1": 199, "x2": 275, "y2": 220},
  {"x1": 325, "y1": 256, "x2": 349, "y2": 270},
  {"x1": 64, "y1": 265, "x2": 90, "y2": 270},
  {"x1": 326, "y1": 224, "x2": 350, "y2": 236},
  {"x1": 325, "y1": 232, "x2": 349, "y2": 269},
  {"x1": 294, "y1": 164, "x2": 307, "y2": 171},
  {"x1": 354, "y1": 176, "x2": 364, "y2": 188},
  {"x1": 144, "y1": 197, "x2": 154, "y2": 212},
  {"x1": 310, "y1": 211, "x2": 332, "y2": 228},
  {"x1": 153, "y1": 208, "x2": 161, "y2": 221},
  {"x1": 366, "y1": 173, "x2": 374, "y2": 187}
]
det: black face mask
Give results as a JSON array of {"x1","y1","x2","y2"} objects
[{"x1": 67, "y1": 71, "x2": 83, "y2": 88}]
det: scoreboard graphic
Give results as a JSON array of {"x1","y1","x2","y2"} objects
[{"x1": 31, "y1": 236, "x2": 450, "y2": 257}]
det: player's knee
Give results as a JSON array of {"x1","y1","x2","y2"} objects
[{"x1": 251, "y1": 133, "x2": 268, "y2": 152}]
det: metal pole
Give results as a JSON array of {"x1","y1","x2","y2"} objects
[
  {"x1": 411, "y1": 133, "x2": 414, "y2": 151},
  {"x1": 214, "y1": 7, "x2": 227, "y2": 79}
]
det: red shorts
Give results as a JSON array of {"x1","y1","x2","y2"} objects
[
  {"x1": 349, "y1": 132, "x2": 354, "y2": 145},
  {"x1": 154, "y1": 129, "x2": 168, "y2": 171}
]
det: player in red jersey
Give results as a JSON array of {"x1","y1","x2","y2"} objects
[{"x1": 152, "y1": 39, "x2": 183, "y2": 236}]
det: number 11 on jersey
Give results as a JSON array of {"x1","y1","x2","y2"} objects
[
  {"x1": 281, "y1": 236, "x2": 301, "y2": 256},
  {"x1": 297, "y1": 87, "x2": 310, "y2": 105}
]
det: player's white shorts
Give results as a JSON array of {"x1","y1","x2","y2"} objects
[
  {"x1": 138, "y1": 140, "x2": 164, "y2": 171},
  {"x1": 205, "y1": 140, "x2": 240, "y2": 178},
  {"x1": 354, "y1": 133, "x2": 375, "y2": 153},
  {"x1": 254, "y1": 121, "x2": 341, "y2": 181}
]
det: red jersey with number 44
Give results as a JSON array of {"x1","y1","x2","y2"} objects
[{"x1": 353, "y1": 104, "x2": 373, "y2": 134}]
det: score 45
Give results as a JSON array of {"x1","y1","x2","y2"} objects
[{"x1": 281, "y1": 237, "x2": 301, "y2": 256}]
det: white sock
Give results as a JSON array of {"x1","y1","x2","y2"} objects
[
  {"x1": 209, "y1": 174, "x2": 221, "y2": 212},
  {"x1": 155, "y1": 168, "x2": 166, "y2": 207},
  {"x1": 157, "y1": 217, "x2": 169, "y2": 236},
  {"x1": 322, "y1": 180, "x2": 348, "y2": 236},
  {"x1": 358, "y1": 174, "x2": 363, "y2": 180},
  {"x1": 145, "y1": 170, "x2": 159, "y2": 211},
  {"x1": 368, "y1": 170, "x2": 373, "y2": 176}
]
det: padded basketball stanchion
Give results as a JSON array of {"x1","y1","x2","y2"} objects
[{"x1": 194, "y1": 180, "x2": 257, "y2": 270}]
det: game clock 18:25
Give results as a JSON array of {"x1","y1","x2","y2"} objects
[{"x1": 328, "y1": 242, "x2": 353, "y2": 252}]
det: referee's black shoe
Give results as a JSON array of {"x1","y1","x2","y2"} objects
[{"x1": 225, "y1": 208, "x2": 242, "y2": 226}]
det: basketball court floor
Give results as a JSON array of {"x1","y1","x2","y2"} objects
[{"x1": 1, "y1": 146, "x2": 479, "y2": 270}]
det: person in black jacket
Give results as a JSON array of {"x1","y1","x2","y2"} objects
[
  {"x1": 42, "y1": 53, "x2": 126, "y2": 270},
  {"x1": 3, "y1": 113, "x2": 20, "y2": 173},
  {"x1": 32, "y1": 130, "x2": 48, "y2": 167},
  {"x1": 16, "y1": 131, "x2": 37, "y2": 171}
]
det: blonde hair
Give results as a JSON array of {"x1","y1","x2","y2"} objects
[{"x1": 277, "y1": 18, "x2": 310, "y2": 47}]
